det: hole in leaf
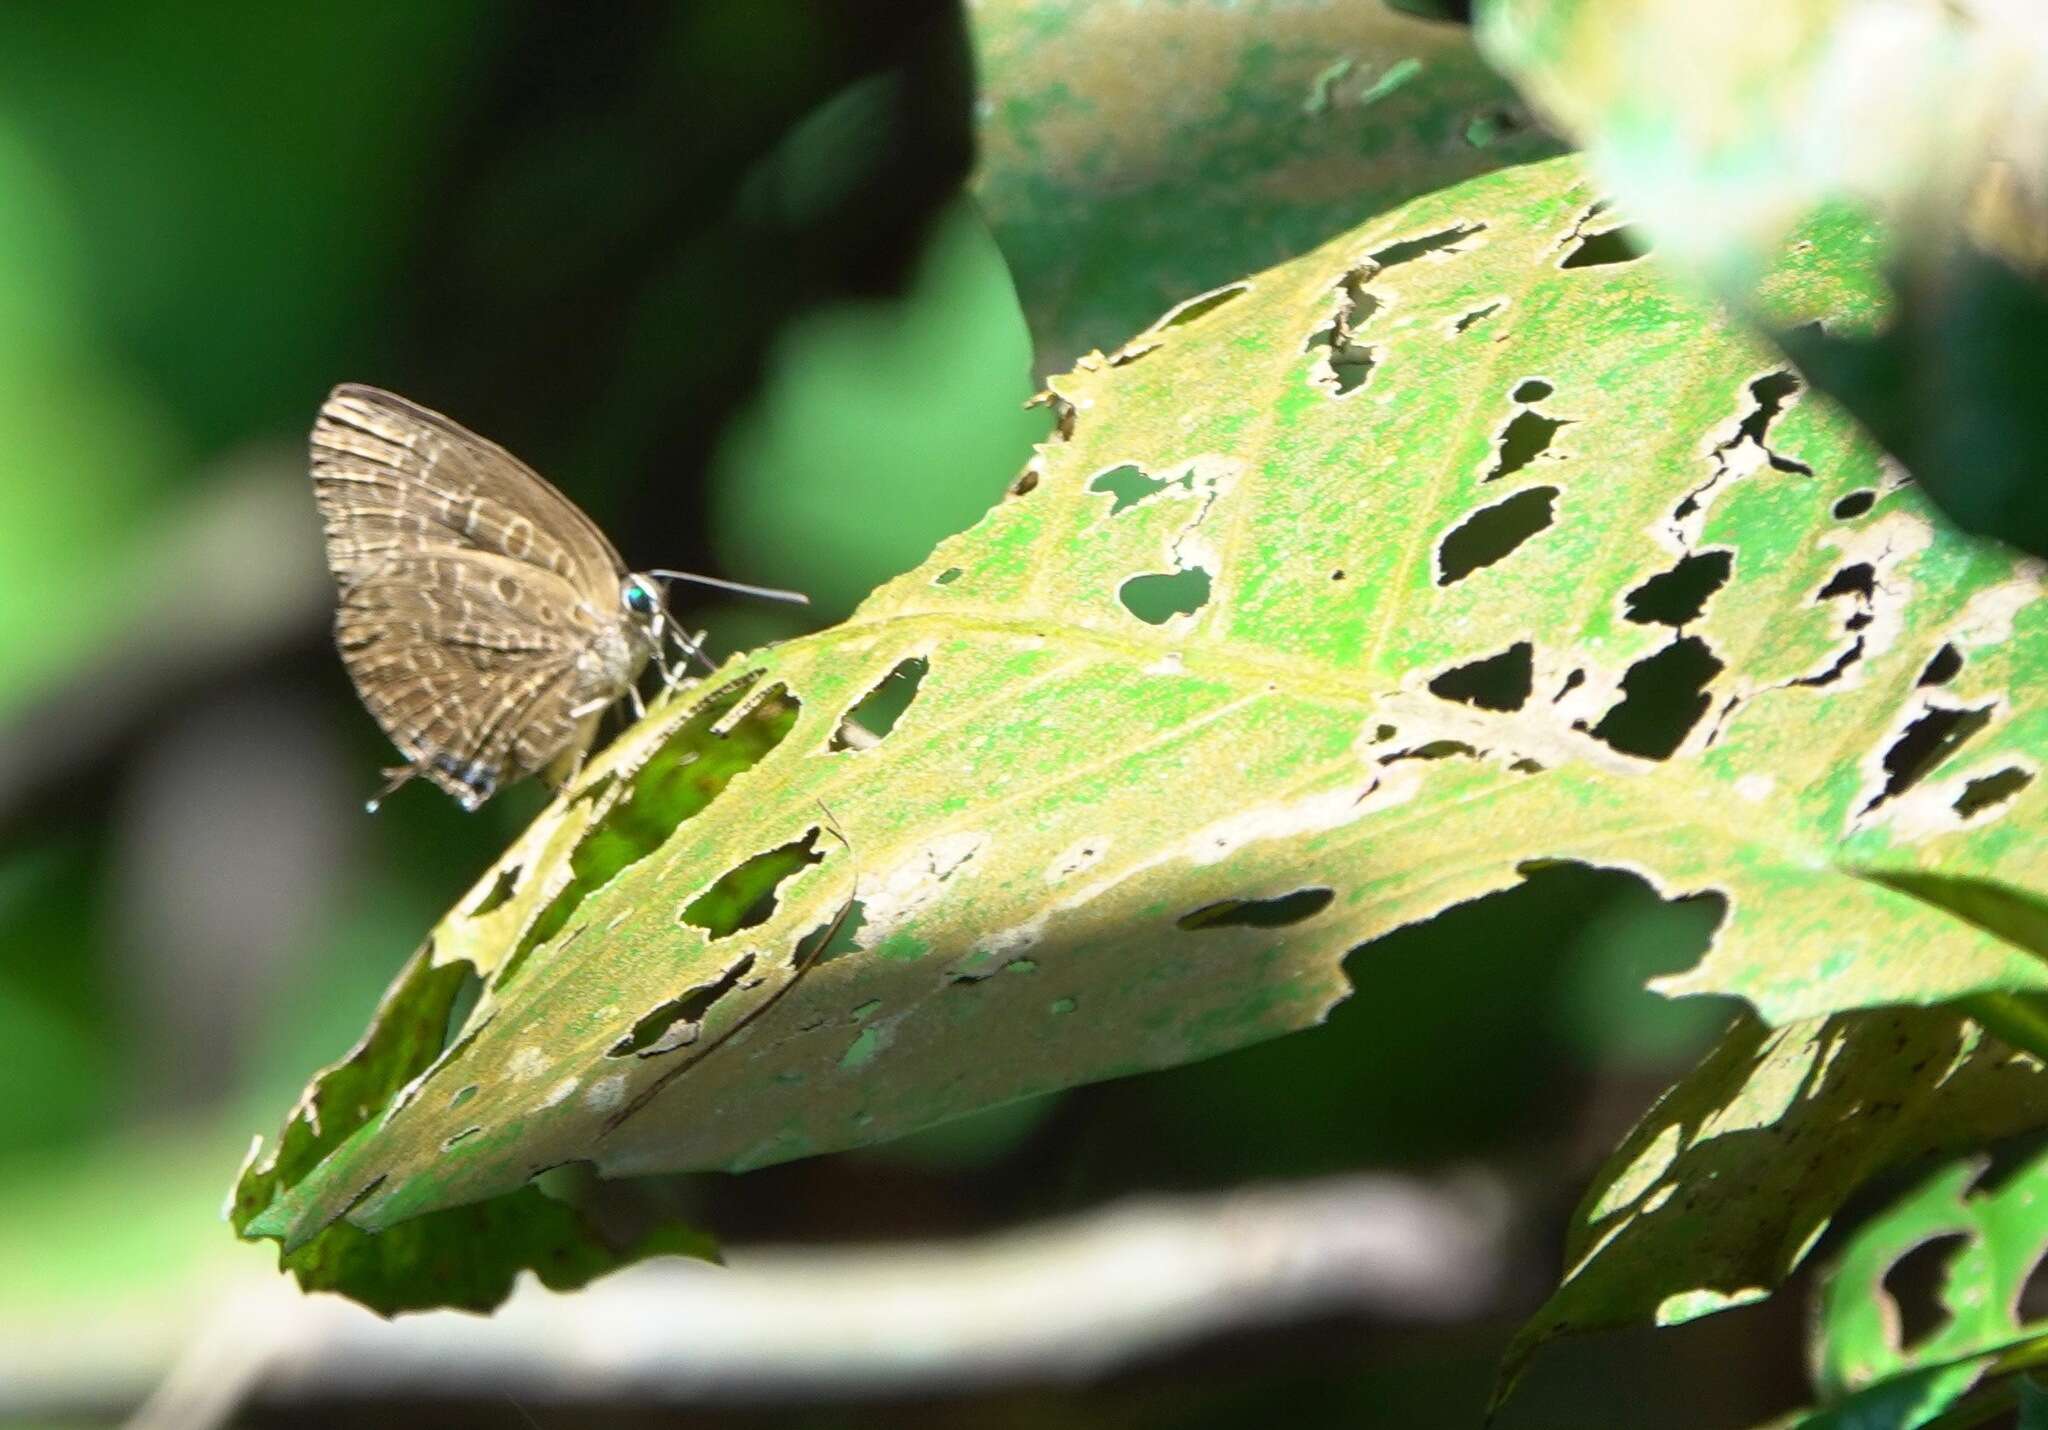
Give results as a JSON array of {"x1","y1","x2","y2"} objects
[
  {"x1": 443, "y1": 1126, "x2": 483, "y2": 1150},
  {"x1": 1591, "y1": 637, "x2": 1724, "y2": 759},
  {"x1": 1792, "y1": 637, "x2": 1865, "y2": 689},
  {"x1": 1555, "y1": 669, "x2": 1586, "y2": 701},
  {"x1": 680, "y1": 827, "x2": 825, "y2": 938},
  {"x1": 449, "y1": 1083, "x2": 478, "y2": 1110},
  {"x1": 1562, "y1": 226, "x2": 1648, "y2": 268},
  {"x1": 1379, "y1": 739, "x2": 1479, "y2": 764},
  {"x1": 495, "y1": 676, "x2": 798, "y2": 991},
  {"x1": 1305, "y1": 271, "x2": 1382, "y2": 397},
  {"x1": 934, "y1": 567, "x2": 962, "y2": 586},
  {"x1": 1882, "y1": 1233, "x2": 1970, "y2": 1353},
  {"x1": 793, "y1": 898, "x2": 867, "y2": 967},
  {"x1": 831, "y1": 658, "x2": 928, "y2": 751},
  {"x1": 2017, "y1": 1240, "x2": 2048, "y2": 1325},
  {"x1": 1090, "y1": 464, "x2": 1171, "y2": 514},
  {"x1": 1322, "y1": 343, "x2": 1378, "y2": 394},
  {"x1": 1178, "y1": 887, "x2": 1335, "y2": 931},
  {"x1": 610, "y1": 954, "x2": 758, "y2": 1058},
  {"x1": 1833, "y1": 489, "x2": 1877, "y2": 519},
  {"x1": 1955, "y1": 767, "x2": 2034, "y2": 818},
  {"x1": 1625, "y1": 551, "x2": 1733, "y2": 627},
  {"x1": 1148, "y1": 282, "x2": 1249, "y2": 332},
  {"x1": 1485, "y1": 409, "x2": 1569, "y2": 482},
  {"x1": 1513, "y1": 379, "x2": 1553, "y2": 403},
  {"x1": 1120, "y1": 568, "x2": 1213, "y2": 624},
  {"x1": 467, "y1": 863, "x2": 522, "y2": 918},
  {"x1": 1918, "y1": 644, "x2": 1964, "y2": 686},
  {"x1": 1436, "y1": 486, "x2": 1557, "y2": 585},
  {"x1": 1736, "y1": 371, "x2": 1813, "y2": 475},
  {"x1": 441, "y1": 965, "x2": 484, "y2": 1054},
  {"x1": 1865, "y1": 704, "x2": 1997, "y2": 814},
  {"x1": 1454, "y1": 302, "x2": 1502, "y2": 334},
  {"x1": 1817, "y1": 562, "x2": 1877, "y2": 603},
  {"x1": 1371, "y1": 222, "x2": 1485, "y2": 269},
  {"x1": 1428, "y1": 641, "x2": 1534, "y2": 712}
]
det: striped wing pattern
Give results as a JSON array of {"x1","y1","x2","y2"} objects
[{"x1": 310, "y1": 385, "x2": 639, "y2": 808}]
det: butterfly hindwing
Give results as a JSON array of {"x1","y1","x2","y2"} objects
[{"x1": 310, "y1": 386, "x2": 661, "y2": 807}]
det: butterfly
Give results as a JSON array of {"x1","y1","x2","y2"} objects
[{"x1": 309, "y1": 384, "x2": 802, "y2": 811}]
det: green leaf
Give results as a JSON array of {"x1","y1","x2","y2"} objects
[
  {"x1": 239, "y1": 156, "x2": 2046, "y2": 1312},
  {"x1": 971, "y1": 0, "x2": 1559, "y2": 370},
  {"x1": 1793, "y1": 1142, "x2": 2048, "y2": 1426},
  {"x1": 229, "y1": 943, "x2": 719, "y2": 1314},
  {"x1": 1476, "y1": 0, "x2": 2048, "y2": 555},
  {"x1": 1502, "y1": 1010, "x2": 2048, "y2": 1406}
]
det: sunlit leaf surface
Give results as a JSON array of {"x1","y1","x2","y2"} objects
[
  {"x1": 239, "y1": 156, "x2": 2045, "y2": 1312},
  {"x1": 1506, "y1": 1009, "x2": 2048, "y2": 1406}
]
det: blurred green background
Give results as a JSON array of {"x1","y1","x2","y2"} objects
[{"x1": 0, "y1": 3, "x2": 1800, "y2": 1426}]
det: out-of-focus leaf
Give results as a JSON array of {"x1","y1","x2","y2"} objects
[
  {"x1": 0, "y1": 122, "x2": 182, "y2": 720},
  {"x1": 971, "y1": 0, "x2": 1558, "y2": 371},
  {"x1": 1504, "y1": 1011, "x2": 2048, "y2": 1405},
  {"x1": 0, "y1": 4, "x2": 489, "y2": 444},
  {"x1": 709, "y1": 201, "x2": 1049, "y2": 616},
  {"x1": 239, "y1": 157, "x2": 2045, "y2": 1313},
  {"x1": 1478, "y1": 0, "x2": 2048, "y2": 555},
  {"x1": 1771, "y1": 1142, "x2": 2048, "y2": 1428}
]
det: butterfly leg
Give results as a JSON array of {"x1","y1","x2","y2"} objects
[
  {"x1": 365, "y1": 763, "x2": 418, "y2": 814},
  {"x1": 666, "y1": 623, "x2": 716, "y2": 678}
]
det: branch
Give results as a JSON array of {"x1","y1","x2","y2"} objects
[{"x1": 120, "y1": 1172, "x2": 1510, "y2": 1426}]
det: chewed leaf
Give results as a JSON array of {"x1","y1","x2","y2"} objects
[
  {"x1": 972, "y1": 0, "x2": 1558, "y2": 370},
  {"x1": 239, "y1": 156, "x2": 2045, "y2": 1312},
  {"x1": 1759, "y1": 1133, "x2": 2048, "y2": 1425},
  {"x1": 1477, "y1": 0, "x2": 2048, "y2": 557},
  {"x1": 1499, "y1": 1010, "x2": 2048, "y2": 1405}
]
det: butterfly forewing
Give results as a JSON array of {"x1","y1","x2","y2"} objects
[
  {"x1": 310, "y1": 385, "x2": 650, "y2": 807},
  {"x1": 311, "y1": 384, "x2": 625, "y2": 591}
]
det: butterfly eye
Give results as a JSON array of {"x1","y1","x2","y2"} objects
[{"x1": 623, "y1": 579, "x2": 658, "y2": 617}]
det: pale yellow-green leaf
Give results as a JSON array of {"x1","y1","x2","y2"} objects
[{"x1": 238, "y1": 156, "x2": 2045, "y2": 1312}]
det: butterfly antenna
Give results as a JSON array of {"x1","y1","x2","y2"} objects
[{"x1": 648, "y1": 569, "x2": 810, "y2": 606}]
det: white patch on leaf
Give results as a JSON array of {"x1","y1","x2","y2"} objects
[
  {"x1": 583, "y1": 1075, "x2": 627, "y2": 1113},
  {"x1": 1045, "y1": 837, "x2": 1111, "y2": 885},
  {"x1": 1949, "y1": 571, "x2": 2044, "y2": 647},
  {"x1": 857, "y1": 833, "x2": 991, "y2": 949}
]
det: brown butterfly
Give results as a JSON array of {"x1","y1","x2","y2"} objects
[{"x1": 310, "y1": 384, "x2": 802, "y2": 811}]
